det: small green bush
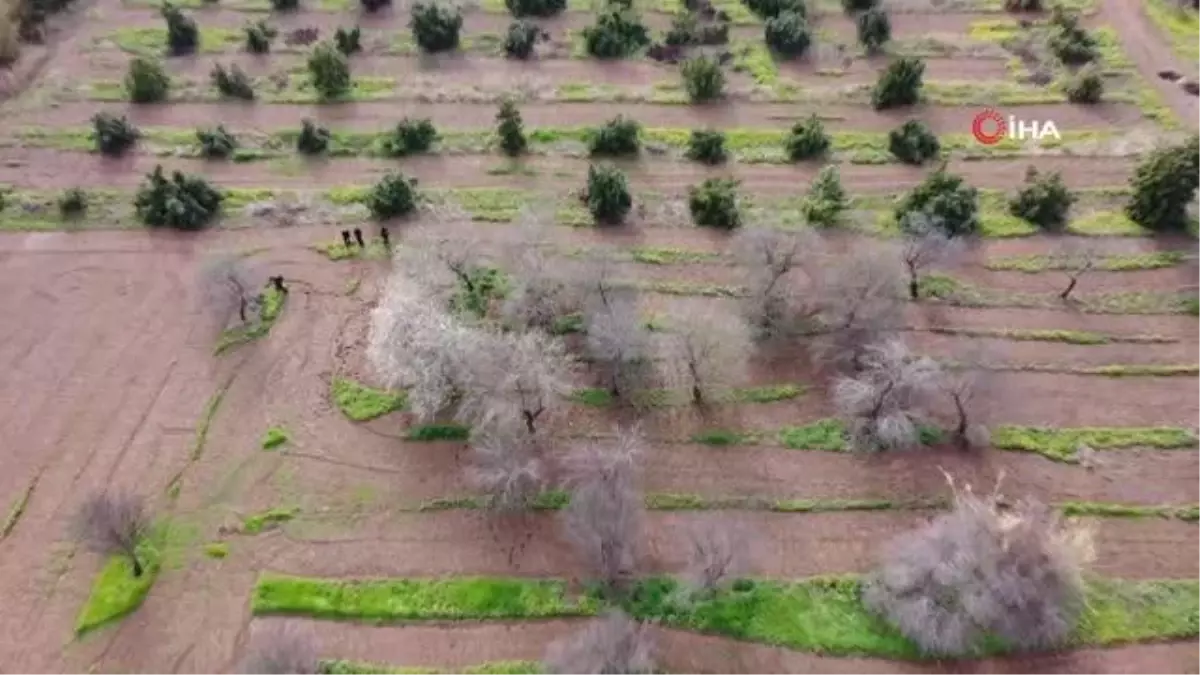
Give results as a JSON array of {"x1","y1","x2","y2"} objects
[
  {"x1": 495, "y1": 98, "x2": 527, "y2": 156},
  {"x1": 681, "y1": 54, "x2": 724, "y2": 102},
  {"x1": 582, "y1": 8, "x2": 650, "y2": 58},
  {"x1": 411, "y1": 1, "x2": 462, "y2": 53},
  {"x1": 91, "y1": 112, "x2": 140, "y2": 156},
  {"x1": 1003, "y1": 0, "x2": 1041, "y2": 9},
  {"x1": 1009, "y1": 166, "x2": 1075, "y2": 231},
  {"x1": 125, "y1": 56, "x2": 170, "y2": 103},
  {"x1": 271, "y1": 0, "x2": 299, "y2": 10},
  {"x1": 841, "y1": 0, "x2": 878, "y2": 11},
  {"x1": 764, "y1": 9, "x2": 810, "y2": 56},
  {"x1": 1048, "y1": 8, "x2": 1097, "y2": 64},
  {"x1": 380, "y1": 118, "x2": 437, "y2": 156},
  {"x1": 211, "y1": 63, "x2": 254, "y2": 100},
  {"x1": 786, "y1": 114, "x2": 830, "y2": 160},
  {"x1": 1063, "y1": 66, "x2": 1103, "y2": 103},
  {"x1": 588, "y1": 115, "x2": 640, "y2": 156},
  {"x1": 307, "y1": 42, "x2": 350, "y2": 99},
  {"x1": 743, "y1": 0, "x2": 804, "y2": 19},
  {"x1": 665, "y1": 12, "x2": 697, "y2": 46},
  {"x1": 856, "y1": 7, "x2": 890, "y2": 53},
  {"x1": 296, "y1": 118, "x2": 331, "y2": 154},
  {"x1": 1126, "y1": 135, "x2": 1200, "y2": 232},
  {"x1": 135, "y1": 165, "x2": 223, "y2": 230},
  {"x1": 366, "y1": 172, "x2": 419, "y2": 220},
  {"x1": 361, "y1": 0, "x2": 389, "y2": 12},
  {"x1": 689, "y1": 177, "x2": 741, "y2": 229},
  {"x1": 686, "y1": 129, "x2": 726, "y2": 164},
  {"x1": 244, "y1": 19, "x2": 276, "y2": 53},
  {"x1": 585, "y1": 164, "x2": 632, "y2": 225},
  {"x1": 803, "y1": 165, "x2": 847, "y2": 227},
  {"x1": 896, "y1": 165, "x2": 979, "y2": 237},
  {"x1": 334, "y1": 26, "x2": 362, "y2": 55},
  {"x1": 505, "y1": 0, "x2": 565, "y2": 17},
  {"x1": 197, "y1": 125, "x2": 237, "y2": 158},
  {"x1": 871, "y1": 56, "x2": 924, "y2": 109},
  {"x1": 887, "y1": 119, "x2": 940, "y2": 165},
  {"x1": 59, "y1": 187, "x2": 88, "y2": 218},
  {"x1": 504, "y1": 19, "x2": 541, "y2": 58},
  {"x1": 161, "y1": 3, "x2": 198, "y2": 55}
]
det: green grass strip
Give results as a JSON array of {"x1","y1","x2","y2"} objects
[
  {"x1": 332, "y1": 378, "x2": 408, "y2": 422},
  {"x1": 923, "y1": 327, "x2": 1176, "y2": 345},
  {"x1": 975, "y1": 363, "x2": 1199, "y2": 377},
  {"x1": 992, "y1": 426, "x2": 1199, "y2": 462},
  {"x1": 252, "y1": 575, "x2": 601, "y2": 621},
  {"x1": 261, "y1": 426, "x2": 290, "y2": 450},
  {"x1": 918, "y1": 274, "x2": 1198, "y2": 315},
  {"x1": 314, "y1": 240, "x2": 391, "y2": 261},
  {"x1": 75, "y1": 545, "x2": 160, "y2": 635},
  {"x1": 242, "y1": 507, "x2": 298, "y2": 534},
  {"x1": 1059, "y1": 502, "x2": 1200, "y2": 521},
  {"x1": 570, "y1": 383, "x2": 805, "y2": 407},
  {"x1": 319, "y1": 660, "x2": 543, "y2": 675},
  {"x1": 986, "y1": 251, "x2": 1188, "y2": 272},
  {"x1": 190, "y1": 375, "x2": 235, "y2": 461},
  {"x1": 406, "y1": 424, "x2": 471, "y2": 441},
  {"x1": 1, "y1": 474, "x2": 37, "y2": 539},
  {"x1": 1143, "y1": 0, "x2": 1200, "y2": 63},
  {"x1": 214, "y1": 284, "x2": 287, "y2": 355}
]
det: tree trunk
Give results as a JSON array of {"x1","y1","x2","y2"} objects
[
  {"x1": 1060, "y1": 276, "x2": 1077, "y2": 300},
  {"x1": 130, "y1": 553, "x2": 144, "y2": 578},
  {"x1": 909, "y1": 277, "x2": 920, "y2": 300},
  {"x1": 523, "y1": 409, "x2": 537, "y2": 435},
  {"x1": 238, "y1": 297, "x2": 247, "y2": 323},
  {"x1": 692, "y1": 384, "x2": 703, "y2": 407}
]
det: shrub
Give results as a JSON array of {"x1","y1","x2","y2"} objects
[
  {"x1": 688, "y1": 178, "x2": 741, "y2": 229},
  {"x1": 896, "y1": 165, "x2": 979, "y2": 237},
  {"x1": 585, "y1": 164, "x2": 632, "y2": 225},
  {"x1": 410, "y1": 1, "x2": 462, "y2": 52},
  {"x1": 91, "y1": 112, "x2": 140, "y2": 156},
  {"x1": 743, "y1": 0, "x2": 804, "y2": 19},
  {"x1": 1004, "y1": 0, "x2": 1041, "y2": 9},
  {"x1": 887, "y1": 119, "x2": 940, "y2": 165},
  {"x1": 582, "y1": 8, "x2": 650, "y2": 58},
  {"x1": 864, "y1": 482, "x2": 1091, "y2": 656},
  {"x1": 856, "y1": 7, "x2": 890, "y2": 53},
  {"x1": 1048, "y1": 9, "x2": 1097, "y2": 64},
  {"x1": 334, "y1": 26, "x2": 362, "y2": 55},
  {"x1": 1126, "y1": 135, "x2": 1200, "y2": 232},
  {"x1": 872, "y1": 56, "x2": 924, "y2": 109},
  {"x1": 125, "y1": 56, "x2": 170, "y2": 103},
  {"x1": 681, "y1": 54, "x2": 724, "y2": 102},
  {"x1": 785, "y1": 114, "x2": 830, "y2": 160},
  {"x1": 211, "y1": 63, "x2": 255, "y2": 100},
  {"x1": 665, "y1": 12, "x2": 697, "y2": 46},
  {"x1": 496, "y1": 98, "x2": 527, "y2": 156},
  {"x1": 505, "y1": 0, "x2": 565, "y2": 17},
  {"x1": 197, "y1": 125, "x2": 237, "y2": 158},
  {"x1": 271, "y1": 0, "x2": 299, "y2": 10},
  {"x1": 504, "y1": 20, "x2": 541, "y2": 59},
  {"x1": 296, "y1": 118, "x2": 331, "y2": 154},
  {"x1": 244, "y1": 20, "x2": 276, "y2": 53},
  {"x1": 1009, "y1": 166, "x2": 1074, "y2": 231},
  {"x1": 161, "y1": 3, "x2": 198, "y2": 55},
  {"x1": 307, "y1": 42, "x2": 350, "y2": 99},
  {"x1": 803, "y1": 165, "x2": 847, "y2": 227},
  {"x1": 764, "y1": 10, "x2": 810, "y2": 56},
  {"x1": 1063, "y1": 66, "x2": 1102, "y2": 103},
  {"x1": 589, "y1": 115, "x2": 640, "y2": 156},
  {"x1": 366, "y1": 172, "x2": 419, "y2": 220},
  {"x1": 360, "y1": 0, "x2": 389, "y2": 12},
  {"x1": 380, "y1": 117, "x2": 437, "y2": 156},
  {"x1": 59, "y1": 187, "x2": 88, "y2": 217},
  {"x1": 686, "y1": 129, "x2": 726, "y2": 164},
  {"x1": 134, "y1": 165, "x2": 223, "y2": 230},
  {"x1": 841, "y1": 0, "x2": 877, "y2": 11}
]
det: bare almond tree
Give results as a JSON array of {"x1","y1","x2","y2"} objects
[
  {"x1": 733, "y1": 227, "x2": 825, "y2": 341},
  {"x1": 663, "y1": 303, "x2": 750, "y2": 407},
  {"x1": 809, "y1": 244, "x2": 907, "y2": 373},
  {"x1": 544, "y1": 610, "x2": 656, "y2": 675},
  {"x1": 863, "y1": 475, "x2": 1093, "y2": 656},
  {"x1": 832, "y1": 340, "x2": 942, "y2": 451},
  {"x1": 392, "y1": 236, "x2": 494, "y2": 310},
  {"x1": 72, "y1": 493, "x2": 150, "y2": 577},
  {"x1": 684, "y1": 519, "x2": 745, "y2": 593},
  {"x1": 1055, "y1": 241, "x2": 1099, "y2": 301},
  {"x1": 461, "y1": 329, "x2": 575, "y2": 436},
  {"x1": 501, "y1": 211, "x2": 586, "y2": 333},
  {"x1": 941, "y1": 365, "x2": 993, "y2": 450},
  {"x1": 200, "y1": 254, "x2": 259, "y2": 325},
  {"x1": 561, "y1": 429, "x2": 644, "y2": 591},
  {"x1": 900, "y1": 214, "x2": 965, "y2": 300},
  {"x1": 468, "y1": 430, "x2": 546, "y2": 512},
  {"x1": 238, "y1": 622, "x2": 319, "y2": 674},
  {"x1": 585, "y1": 294, "x2": 654, "y2": 403}
]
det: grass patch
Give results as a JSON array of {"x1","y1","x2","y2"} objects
[
  {"x1": 242, "y1": 507, "x2": 298, "y2": 534},
  {"x1": 103, "y1": 26, "x2": 242, "y2": 55},
  {"x1": 406, "y1": 424, "x2": 471, "y2": 441},
  {"x1": 923, "y1": 327, "x2": 1175, "y2": 345},
  {"x1": 260, "y1": 426, "x2": 290, "y2": 450},
  {"x1": 314, "y1": 241, "x2": 391, "y2": 261},
  {"x1": 190, "y1": 376, "x2": 234, "y2": 461},
  {"x1": 252, "y1": 575, "x2": 600, "y2": 622},
  {"x1": 1058, "y1": 502, "x2": 1200, "y2": 521},
  {"x1": 1144, "y1": 0, "x2": 1200, "y2": 63},
  {"x1": 917, "y1": 274, "x2": 1198, "y2": 314},
  {"x1": 75, "y1": 544, "x2": 160, "y2": 635},
  {"x1": 778, "y1": 419, "x2": 847, "y2": 451},
  {"x1": 986, "y1": 251, "x2": 1188, "y2": 272},
  {"x1": 691, "y1": 429, "x2": 760, "y2": 446},
  {"x1": 204, "y1": 542, "x2": 230, "y2": 559},
  {"x1": 1, "y1": 475, "x2": 37, "y2": 539},
  {"x1": 319, "y1": 660, "x2": 543, "y2": 674},
  {"x1": 214, "y1": 284, "x2": 287, "y2": 354},
  {"x1": 735, "y1": 384, "x2": 806, "y2": 403},
  {"x1": 628, "y1": 246, "x2": 722, "y2": 265},
  {"x1": 992, "y1": 425, "x2": 1199, "y2": 462},
  {"x1": 570, "y1": 384, "x2": 804, "y2": 407},
  {"x1": 331, "y1": 378, "x2": 407, "y2": 422}
]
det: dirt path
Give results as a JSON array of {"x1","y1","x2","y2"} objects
[
  {"x1": 0, "y1": 148, "x2": 1141, "y2": 193},
  {"x1": 1098, "y1": 0, "x2": 1199, "y2": 129}
]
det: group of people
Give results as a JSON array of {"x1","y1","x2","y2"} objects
[{"x1": 339, "y1": 226, "x2": 391, "y2": 250}]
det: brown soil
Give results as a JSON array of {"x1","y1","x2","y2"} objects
[{"x1": 1097, "y1": 0, "x2": 1199, "y2": 128}]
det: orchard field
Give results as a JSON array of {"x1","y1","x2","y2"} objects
[{"x1": 0, "y1": 0, "x2": 1198, "y2": 671}]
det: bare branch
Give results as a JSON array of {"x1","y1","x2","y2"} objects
[
  {"x1": 832, "y1": 340, "x2": 942, "y2": 452},
  {"x1": 900, "y1": 213, "x2": 965, "y2": 300},
  {"x1": 72, "y1": 493, "x2": 150, "y2": 577},
  {"x1": 1053, "y1": 239, "x2": 1100, "y2": 301},
  {"x1": 662, "y1": 302, "x2": 750, "y2": 407},
  {"x1": 199, "y1": 254, "x2": 260, "y2": 325},
  {"x1": 683, "y1": 518, "x2": 745, "y2": 593},
  {"x1": 809, "y1": 243, "x2": 907, "y2": 373},
  {"x1": 458, "y1": 329, "x2": 575, "y2": 436},
  {"x1": 238, "y1": 622, "x2": 320, "y2": 674},
  {"x1": 733, "y1": 227, "x2": 825, "y2": 341},
  {"x1": 501, "y1": 211, "x2": 586, "y2": 333},
  {"x1": 468, "y1": 429, "x2": 546, "y2": 512},
  {"x1": 544, "y1": 610, "x2": 655, "y2": 675},
  {"x1": 585, "y1": 294, "x2": 655, "y2": 404}
]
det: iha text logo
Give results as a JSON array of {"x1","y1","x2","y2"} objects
[{"x1": 971, "y1": 108, "x2": 1061, "y2": 145}]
